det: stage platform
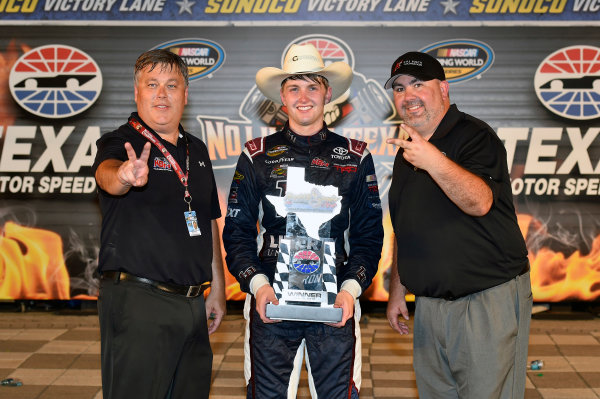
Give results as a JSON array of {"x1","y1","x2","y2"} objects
[{"x1": 1, "y1": 303, "x2": 599, "y2": 399}]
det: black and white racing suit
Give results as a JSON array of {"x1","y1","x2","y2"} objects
[{"x1": 223, "y1": 123, "x2": 383, "y2": 399}]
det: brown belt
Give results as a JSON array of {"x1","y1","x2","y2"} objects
[{"x1": 101, "y1": 271, "x2": 210, "y2": 298}]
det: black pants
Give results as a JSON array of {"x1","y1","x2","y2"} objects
[
  {"x1": 98, "y1": 278, "x2": 212, "y2": 399},
  {"x1": 246, "y1": 299, "x2": 360, "y2": 399}
]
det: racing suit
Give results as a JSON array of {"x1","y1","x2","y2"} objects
[{"x1": 223, "y1": 122, "x2": 383, "y2": 398}]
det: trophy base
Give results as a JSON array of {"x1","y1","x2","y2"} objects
[{"x1": 266, "y1": 303, "x2": 342, "y2": 323}]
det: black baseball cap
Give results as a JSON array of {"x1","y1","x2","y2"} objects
[{"x1": 384, "y1": 51, "x2": 446, "y2": 89}]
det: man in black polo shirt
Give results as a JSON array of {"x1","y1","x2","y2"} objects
[
  {"x1": 384, "y1": 51, "x2": 532, "y2": 398},
  {"x1": 93, "y1": 49, "x2": 225, "y2": 399}
]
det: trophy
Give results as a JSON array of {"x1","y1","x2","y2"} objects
[{"x1": 265, "y1": 167, "x2": 343, "y2": 323}]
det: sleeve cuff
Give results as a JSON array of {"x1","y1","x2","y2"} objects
[
  {"x1": 340, "y1": 279, "x2": 362, "y2": 300},
  {"x1": 249, "y1": 274, "x2": 270, "y2": 296}
]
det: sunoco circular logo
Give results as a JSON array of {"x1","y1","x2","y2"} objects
[
  {"x1": 9, "y1": 45, "x2": 102, "y2": 119},
  {"x1": 292, "y1": 250, "x2": 320, "y2": 274},
  {"x1": 421, "y1": 39, "x2": 494, "y2": 84},
  {"x1": 534, "y1": 45, "x2": 600, "y2": 120},
  {"x1": 155, "y1": 38, "x2": 225, "y2": 82}
]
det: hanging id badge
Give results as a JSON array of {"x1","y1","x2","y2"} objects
[{"x1": 184, "y1": 194, "x2": 201, "y2": 236}]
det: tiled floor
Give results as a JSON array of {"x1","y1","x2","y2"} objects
[{"x1": 1, "y1": 307, "x2": 599, "y2": 399}]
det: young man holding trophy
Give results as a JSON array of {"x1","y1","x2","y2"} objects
[{"x1": 223, "y1": 43, "x2": 383, "y2": 398}]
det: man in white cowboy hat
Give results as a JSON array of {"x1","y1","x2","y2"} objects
[{"x1": 223, "y1": 43, "x2": 384, "y2": 398}]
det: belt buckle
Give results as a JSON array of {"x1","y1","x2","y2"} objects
[{"x1": 186, "y1": 285, "x2": 201, "y2": 297}]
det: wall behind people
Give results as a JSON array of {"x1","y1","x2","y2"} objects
[{"x1": 0, "y1": 7, "x2": 598, "y2": 302}]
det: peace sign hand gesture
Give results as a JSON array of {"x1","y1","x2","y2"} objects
[{"x1": 117, "y1": 142, "x2": 151, "y2": 187}]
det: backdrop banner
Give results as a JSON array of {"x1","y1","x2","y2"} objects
[
  {"x1": 0, "y1": 22, "x2": 598, "y2": 302},
  {"x1": 1, "y1": 0, "x2": 599, "y2": 24}
]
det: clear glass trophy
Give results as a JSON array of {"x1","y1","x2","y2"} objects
[{"x1": 265, "y1": 167, "x2": 343, "y2": 323}]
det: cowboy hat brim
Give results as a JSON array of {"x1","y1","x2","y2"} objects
[{"x1": 255, "y1": 62, "x2": 353, "y2": 105}]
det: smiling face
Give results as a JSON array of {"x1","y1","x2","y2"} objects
[
  {"x1": 280, "y1": 75, "x2": 332, "y2": 136},
  {"x1": 392, "y1": 74, "x2": 450, "y2": 140},
  {"x1": 134, "y1": 64, "x2": 188, "y2": 141}
]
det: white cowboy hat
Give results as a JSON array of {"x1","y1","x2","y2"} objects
[{"x1": 255, "y1": 44, "x2": 353, "y2": 105}]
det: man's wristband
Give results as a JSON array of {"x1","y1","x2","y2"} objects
[
  {"x1": 249, "y1": 274, "x2": 270, "y2": 296},
  {"x1": 340, "y1": 279, "x2": 362, "y2": 300}
]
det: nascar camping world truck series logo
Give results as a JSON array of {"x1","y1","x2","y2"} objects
[
  {"x1": 154, "y1": 38, "x2": 225, "y2": 81},
  {"x1": 421, "y1": 39, "x2": 494, "y2": 84}
]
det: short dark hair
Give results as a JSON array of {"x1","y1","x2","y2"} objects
[
  {"x1": 134, "y1": 49, "x2": 189, "y2": 87},
  {"x1": 281, "y1": 74, "x2": 329, "y2": 90}
]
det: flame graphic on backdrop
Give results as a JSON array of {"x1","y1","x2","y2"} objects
[
  {"x1": 222, "y1": 213, "x2": 600, "y2": 302},
  {"x1": 1, "y1": 216, "x2": 599, "y2": 301},
  {"x1": 0, "y1": 222, "x2": 70, "y2": 299},
  {"x1": 519, "y1": 214, "x2": 600, "y2": 302}
]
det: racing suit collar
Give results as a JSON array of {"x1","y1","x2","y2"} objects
[{"x1": 284, "y1": 122, "x2": 329, "y2": 147}]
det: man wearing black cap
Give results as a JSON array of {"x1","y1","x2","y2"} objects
[{"x1": 384, "y1": 51, "x2": 532, "y2": 398}]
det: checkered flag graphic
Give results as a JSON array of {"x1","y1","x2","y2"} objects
[
  {"x1": 273, "y1": 238, "x2": 339, "y2": 306},
  {"x1": 322, "y1": 240, "x2": 338, "y2": 305},
  {"x1": 273, "y1": 240, "x2": 290, "y2": 299}
]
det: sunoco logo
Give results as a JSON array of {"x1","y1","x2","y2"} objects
[
  {"x1": 9, "y1": 45, "x2": 102, "y2": 119},
  {"x1": 421, "y1": 39, "x2": 494, "y2": 84},
  {"x1": 155, "y1": 38, "x2": 225, "y2": 82},
  {"x1": 534, "y1": 45, "x2": 600, "y2": 121}
]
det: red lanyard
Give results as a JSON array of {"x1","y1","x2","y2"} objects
[{"x1": 128, "y1": 117, "x2": 192, "y2": 206}]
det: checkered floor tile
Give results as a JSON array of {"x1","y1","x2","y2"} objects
[{"x1": 1, "y1": 310, "x2": 599, "y2": 398}]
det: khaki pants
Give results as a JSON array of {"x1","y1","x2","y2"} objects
[{"x1": 413, "y1": 272, "x2": 532, "y2": 399}]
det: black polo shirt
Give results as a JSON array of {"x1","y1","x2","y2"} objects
[
  {"x1": 389, "y1": 105, "x2": 528, "y2": 298},
  {"x1": 93, "y1": 113, "x2": 221, "y2": 286}
]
